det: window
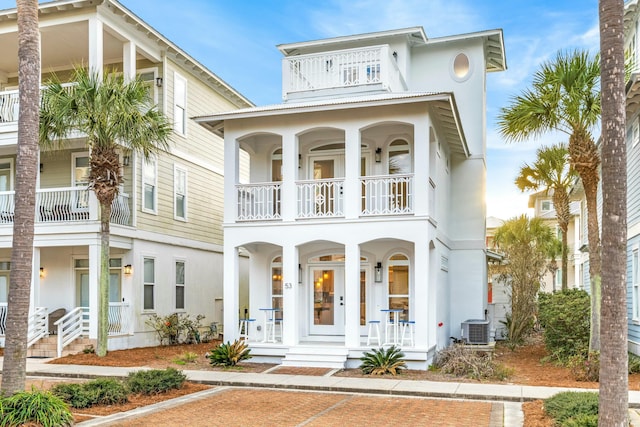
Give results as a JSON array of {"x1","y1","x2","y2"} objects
[
  {"x1": 452, "y1": 53, "x2": 471, "y2": 80},
  {"x1": 541, "y1": 200, "x2": 553, "y2": 212},
  {"x1": 271, "y1": 149, "x2": 283, "y2": 182},
  {"x1": 174, "y1": 165, "x2": 187, "y2": 220},
  {"x1": 142, "y1": 157, "x2": 157, "y2": 213},
  {"x1": 0, "y1": 160, "x2": 14, "y2": 192},
  {"x1": 633, "y1": 249, "x2": 640, "y2": 321},
  {"x1": 388, "y1": 254, "x2": 409, "y2": 321},
  {"x1": 138, "y1": 69, "x2": 158, "y2": 104},
  {"x1": 388, "y1": 139, "x2": 411, "y2": 175},
  {"x1": 173, "y1": 72, "x2": 187, "y2": 135},
  {"x1": 143, "y1": 258, "x2": 155, "y2": 310},
  {"x1": 271, "y1": 257, "x2": 283, "y2": 316},
  {"x1": 175, "y1": 260, "x2": 185, "y2": 310}
]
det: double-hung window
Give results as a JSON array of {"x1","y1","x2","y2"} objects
[
  {"x1": 143, "y1": 257, "x2": 155, "y2": 311},
  {"x1": 633, "y1": 249, "x2": 640, "y2": 321},
  {"x1": 174, "y1": 72, "x2": 187, "y2": 135},
  {"x1": 142, "y1": 157, "x2": 157, "y2": 213},
  {"x1": 174, "y1": 165, "x2": 187, "y2": 220},
  {"x1": 175, "y1": 260, "x2": 185, "y2": 310}
]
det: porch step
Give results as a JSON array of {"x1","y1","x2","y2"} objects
[
  {"x1": 27, "y1": 335, "x2": 95, "y2": 358},
  {"x1": 282, "y1": 346, "x2": 349, "y2": 369}
]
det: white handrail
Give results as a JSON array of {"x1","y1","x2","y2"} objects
[
  {"x1": 236, "y1": 182, "x2": 281, "y2": 221},
  {"x1": 361, "y1": 174, "x2": 413, "y2": 215},
  {"x1": 55, "y1": 306, "x2": 87, "y2": 358},
  {"x1": 297, "y1": 178, "x2": 344, "y2": 218},
  {"x1": 27, "y1": 307, "x2": 48, "y2": 347},
  {"x1": 108, "y1": 302, "x2": 131, "y2": 335}
]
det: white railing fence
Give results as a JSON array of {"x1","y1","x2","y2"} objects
[
  {"x1": 110, "y1": 193, "x2": 131, "y2": 225},
  {"x1": 108, "y1": 302, "x2": 131, "y2": 335},
  {"x1": 237, "y1": 183, "x2": 281, "y2": 221},
  {"x1": 55, "y1": 307, "x2": 88, "y2": 358},
  {"x1": 0, "y1": 83, "x2": 75, "y2": 124},
  {"x1": 297, "y1": 178, "x2": 344, "y2": 218},
  {"x1": 361, "y1": 174, "x2": 414, "y2": 216},
  {"x1": 27, "y1": 307, "x2": 49, "y2": 347},
  {"x1": 0, "y1": 303, "x2": 7, "y2": 335}
]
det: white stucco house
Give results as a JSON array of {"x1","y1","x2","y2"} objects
[{"x1": 196, "y1": 27, "x2": 506, "y2": 369}]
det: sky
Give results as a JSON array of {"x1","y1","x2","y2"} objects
[{"x1": 1, "y1": 0, "x2": 602, "y2": 219}]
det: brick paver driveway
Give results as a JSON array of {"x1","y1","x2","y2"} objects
[{"x1": 106, "y1": 387, "x2": 500, "y2": 427}]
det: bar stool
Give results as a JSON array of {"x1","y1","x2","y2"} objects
[
  {"x1": 381, "y1": 309, "x2": 402, "y2": 345},
  {"x1": 238, "y1": 318, "x2": 255, "y2": 341},
  {"x1": 366, "y1": 320, "x2": 381, "y2": 346},
  {"x1": 273, "y1": 317, "x2": 283, "y2": 342},
  {"x1": 400, "y1": 320, "x2": 415, "y2": 347},
  {"x1": 259, "y1": 308, "x2": 278, "y2": 343}
]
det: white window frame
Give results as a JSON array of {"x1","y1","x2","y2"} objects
[
  {"x1": 175, "y1": 260, "x2": 186, "y2": 311},
  {"x1": 0, "y1": 158, "x2": 15, "y2": 192},
  {"x1": 143, "y1": 257, "x2": 156, "y2": 311},
  {"x1": 142, "y1": 156, "x2": 158, "y2": 214},
  {"x1": 541, "y1": 200, "x2": 553, "y2": 212},
  {"x1": 173, "y1": 72, "x2": 187, "y2": 136},
  {"x1": 174, "y1": 164, "x2": 187, "y2": 221},
  {"x1": 633, "y1": 248, "x2": 640, "y2": 322}
]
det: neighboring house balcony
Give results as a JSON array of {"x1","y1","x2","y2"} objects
[
  {"x1": 282, "y1": 45, "x2": 407, "y2": 101},
  {"x1": 236, "y1": 174, "x2": 414, "y2": 221}
]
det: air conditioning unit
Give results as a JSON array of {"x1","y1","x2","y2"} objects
[{"x1": 461, "y1": 319, "x2": 490, "y2": 344}]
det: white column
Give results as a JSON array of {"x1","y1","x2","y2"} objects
[
  {"x1": 223, "y1": 244, "x2": 239, "y2": 342},
  {"x1": 414, "y1": 241, "x2": 430, "y2": 348},
  {"x1": 31, "y1": 247, "x2": 40, "y2": 311},
  {"x1": 122, "y1": 41, "x2": 137, "y2": 83},
  {"x1": 344, "y1": 242, "x2": 360, "y2": 347},
  {"x1": 223, "y1": 132, "x2": 240, "y2": 223},
  {"x1": 88, "y1": 242, "x2": 100, "y2": 339},
  {"x1": 88, "y1": 17, "x2": 103, "y2": 78},
  {"x1": 282, "y1": 244, "x2": 299, "y2": 345},
  {"x1": 413, "y1": 116, "x2": 430, "y2": 216},
  {"x1": 344, "y1": 127, "x2": 361, "y2": 219},
  {"x1": 281, "y1": 131, "x2": 297, "y2": 221}
]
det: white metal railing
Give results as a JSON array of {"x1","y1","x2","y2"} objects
[
  {"x1": 237, "y1": 182, "x2": 281, "y2": 221},
  {"x1": 0, "y1": 187, "x2": 131, "y2": 225},
  {"x1": 55, "y1": 307, "x2": 88, "y2": 358},
  {"x1": 0, "y1": 83, "x2": 75, "y2": 124},
  {"x1": 361, "y1": 174, "x2": 413, "y2": 215},
  {"x1": 0, "y1": 303, "x2": 6, "y2": 335},
  {"x1": 27, "y1": 307, "x2": 48, "y2": 347},
  {"x1": 283, "y1": 45, "x2": 406, "y2": 97},
  {"x1": 108, "y1": 302, "x2": 131, "y2": 335},
  {"x1": 297, "y1": 178, "x2": 344, "y2": 218}
]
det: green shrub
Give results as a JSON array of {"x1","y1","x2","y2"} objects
[
  {"x1": 208, "y1": 340, "x2": 251, "y2": 366},
  {"x1": 629, "y1": 352, "x2": 640, "y2": 374},
  {"x1": 538, "y1": 290, "x2": 590, "y2": 363},
  {"x1": 127, "y1": 368, "x2": 186, "y2": 395},
  {"x1": 145, "y1": 313, "x2": 206, "y2": 345},
  {"x1": 52, "y1": 378, "x2": 129, "y2": 409},
  {"x1": 359, "y1": 346, "x2": 406, "y2": 376},
  {"x1": 562, "y1": 413, "x2": 599, "y2": 427},
  {"x1": 433, "y1": 344, "x2": 512, "y2": 380},
  {"x1": 567, "y1": 352, "x2": 599, "y2": 382},
  {"x1": 0, "y1": 388, "x2": 73, "y2": 427},
  {"x1": 544, "y1": 391, "x2": 598, "y2": 425},
  {"x1": 173, "y1": 351, "x2": 199, "y2": 365}
]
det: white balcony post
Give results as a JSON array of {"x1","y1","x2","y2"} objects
[
  {"x1": 88, "y1": 191, "x2": 99, "y2": 221},
  {"x1": 281, "y1": 59, "x2": 290, "y2": 101},
  {"x1": 88, "y1": 17, "x2": 103, "y2": 78},
  {"x1": 282, "y1": 244, "x2": 299, "y2": 345},
  {"x1": 122, "y1": 41, "x2": 137, "y2": 83},
  {"x1": 413, "y1": 115, "x2": 430, "y2": 216},
  {"x1": 414, "y1": 241, "x2": 430, "y2": 348},
  {"x1": 344, "y1": 242, "x2": 360, "y2": 347},
  {"x1": 344, "y1": 127, "x2": 360, "y2": 219},
  {"x1": 281, "y1": 131, "x2": 297, "y2": 221},
  {"x1": 31, "y1": 247, "x2": 40, "y2": 313},
  {"x1": 224, "y1": 132, "x2": 240, "y2": 223},
  {"x1": 223, "y1": 245, "x2": 240, "y2": 342}
]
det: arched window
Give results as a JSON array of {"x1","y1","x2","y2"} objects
[
  {"x1": 271, "y1": 256, "x2": 283, "y2": 315},
  {"x1": 388, "y1": 139, "x2": 411, "y2": 175},
  {"x1": 388, "y1": 254, "x2": 409, "y2": 321},
  {"x1": 271, "y1": 149, "x2": 282, "y2": 182}
]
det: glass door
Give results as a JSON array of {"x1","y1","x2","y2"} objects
[{"x1": 310, "y1": 266, "x2": 344, "y2": 335}]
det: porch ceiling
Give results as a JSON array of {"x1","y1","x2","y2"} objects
[{"x1": 627, "y1": 73, "x2": 640, "y2": 116}]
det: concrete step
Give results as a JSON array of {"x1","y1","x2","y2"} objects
[
  {"x1": 282, "y1": 346, "x2": 348, "y2": 369},
  {"x1": 28, "y1": 335, "x2": 95, "y2": 358}
]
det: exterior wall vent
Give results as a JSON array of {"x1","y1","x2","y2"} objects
[{"x1": 461, "y1": 319, "x2": 490, "y2": 344}]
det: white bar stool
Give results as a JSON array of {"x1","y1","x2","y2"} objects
[
  {"x1": 259, "y1": 308, "x2": 277, "y2": 343},
  {"x1": 400, "y1": 320, "x2": 415, "y2": 347},
  {"x1": 238, "y1": 318, "x2": 255, "y2": 341},
  {"x1": 366, "y1": 320, "x2": 381, "y2": 346}
]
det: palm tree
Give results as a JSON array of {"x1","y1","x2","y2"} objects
[
  {"x1": 39, "y1": 67, "x2": 172, "y2": 357},
  {"x1": 498, "y1": 50, "x2": 602, "y2": 352},
  {"x1": 515, "y1": 143, "x2": 577, "y2": 291},
  {"x1": 598, "y1": 0, "x2": 628, "y2": 423},
  {"x1": 1, "y1": 0, "x2": 41, "y2": 395}
]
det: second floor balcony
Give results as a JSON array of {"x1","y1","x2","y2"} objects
[{"x1": 282, "y1": 45, "x2": 407, "y2": 101}]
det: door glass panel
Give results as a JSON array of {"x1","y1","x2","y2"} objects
[
  {"x1": 78, "y1": 272, "x2": 90, "y2": 307},
  {"x1": 313, "y1": 269, "x2": 334, "y2": 326},
  {"x1": 109, "y1": 272, "x2": 121, "y2": 302},
  {"x1": 0, "y1": 274, "x2": 8, "y2": 303},
  {"x1": 389, "y1": 264, "x2": 409, "y2": 321}
]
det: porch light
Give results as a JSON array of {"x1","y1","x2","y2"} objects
[
  {"x1": 39, "y1": 163, "x2": 44, "y2": 173},
  {"x1": 124, "y1": 264, "x2": 133, "y2": 275},
  {"x1": 298, "y1": 154, "x2": 302, "y2": 169},
  {"x1": 155, "y1": 77, "x2": 163, "y2": 87},
  {"x1": 123, "y1": 155, "x2": 130, "y2": 166},
  {"x1": 375, "y1": 148, "x2": 382, "y2": 163},
  {"x1": 39, "y1": 267, "x2": 45, "y2": 278},
  {"x1": 374, "y1": 262, "x2": 382, "y2": 283},
  {"x1": 298, "y1": 263, "x2": 303, "y2": 285}
]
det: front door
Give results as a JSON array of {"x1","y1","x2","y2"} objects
[{"x1": 310, "y1": 266, "x2": 344, "y2": 335}]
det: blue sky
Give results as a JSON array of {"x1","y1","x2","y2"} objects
[{"x1": 2, "y1": 0, "x2": 601, "y2": 219}]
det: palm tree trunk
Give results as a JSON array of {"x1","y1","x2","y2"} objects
[
  {"x1": 1, "y1": 0, "x2": 40, "y2": 395},
  {"x1": 97, "y1": 201, "x2": 111, "y2": 357},
  {"x1": 553, "y1": 189, "x2": 570, "y2": 291},
  {"x1": 598, "y1": 0, "x2": 628, "y2": 424}
]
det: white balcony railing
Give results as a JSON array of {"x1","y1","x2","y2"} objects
[
  {"x1": 0, "y1": 303, "x2": 6, "y2": 335},
  {"x1": 0, "y1": 304, "x2": 48, "y2": 348},
  {"x1": 237, "y1": 182, "x2": 281, "y2": 221},
  {"x1": 361, "y1": 174, "x2": 414, "y2": 216},
  {"x1": 282, "y1": 45, "x2": 406, "y2": 98},
  {"x1": 0, "y1": 187, "x2": 131, "y2": 226},
  {"x1": 108, "y1": 301, "x2": 131, "y2": 335},
  {"x1": 0, "y1": 83, "x2": 75, "y2": 124},
  {"x1": 297, "y1": 178, "x2": 344, "y2": 218}
]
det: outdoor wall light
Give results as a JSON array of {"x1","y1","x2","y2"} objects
[
  {"x1": 39, "y1": 267, "x2": 45, "y2": 278},
  {"x1": 123, "y1": 155, "x2": 130, "y2": 166},
  {"x1": 124, "y1": 264, "x2": 133, "y2": 275},
  {"x1": 375, "y1": 148, "x2": 382, "y2": 163},
  {"x1": 298, "y1": 154, "x2": 302, "y2": 169},
  {"x1": 155, "y1": 77, "x2": 163, "y2": 87},
  {"x1": 39, "y1": 163, "x2": 44, "y2": 173},
  {"x1": 298, "y1": 263, "x2": 303, "y2": 285},
  {"x1": 374, "y1": 262, "x2": 382, "y2": 283}
]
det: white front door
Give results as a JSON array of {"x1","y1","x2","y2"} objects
[{"x1": 310, "y1": 266, "x2": 345, "y2": 335}]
